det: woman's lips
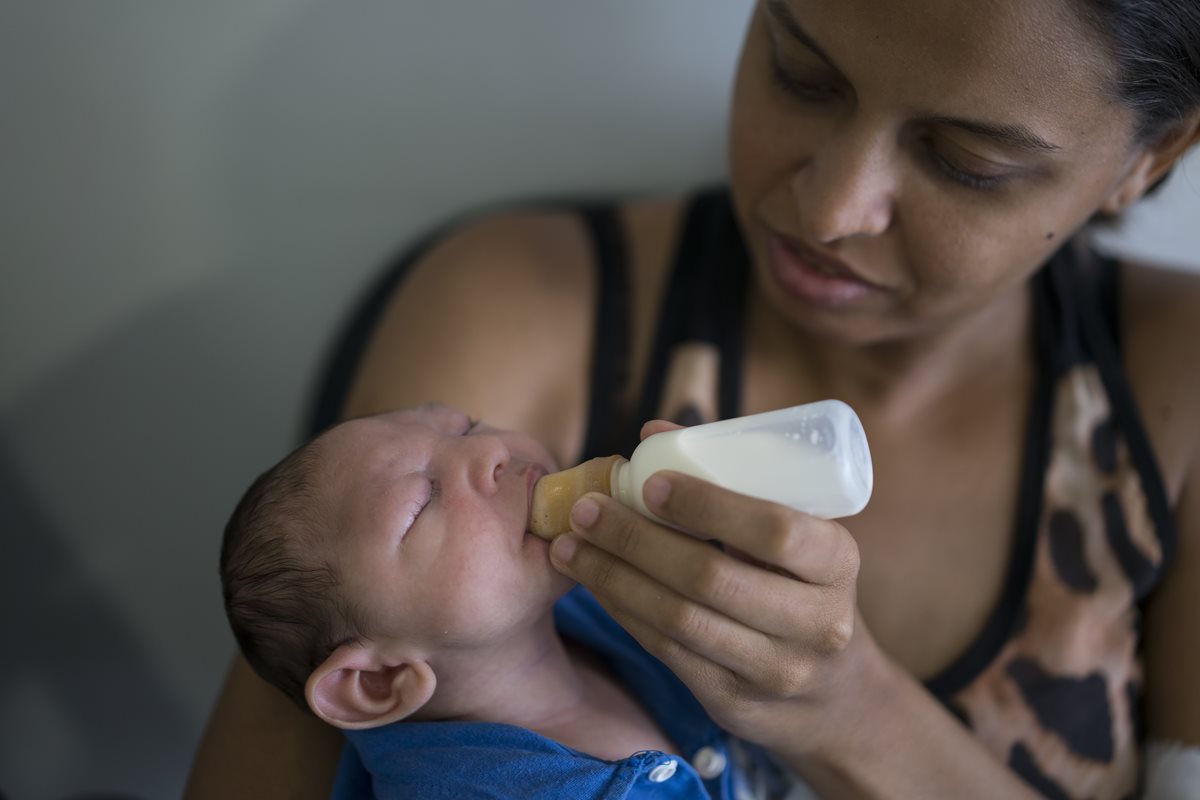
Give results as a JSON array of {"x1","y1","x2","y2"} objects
[{"x1": 767, "y1": 233, "x2": 886, "y2": 306}]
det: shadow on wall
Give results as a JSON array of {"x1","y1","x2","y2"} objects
[
  {"x1": 0, "y1": 436, "x2": 187, "y2": 800},
  {"x1": 0, "y1": 266, "x2": 331, "y2": 800}
]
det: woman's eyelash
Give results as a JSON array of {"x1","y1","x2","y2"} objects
[
  {"x1": 927, "y1": 149, "x2": 1009, "y2": 192},
  {"x1": 769, "y1": 58, "x2": 838, "y2": 102},
  {"x1": 768, "y1": 50, "x2": 1015, "y2": 194}
]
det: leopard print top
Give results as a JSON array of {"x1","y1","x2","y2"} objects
[{"x1": 582, "y1": 189, "x2": 1176, "y2": 800}]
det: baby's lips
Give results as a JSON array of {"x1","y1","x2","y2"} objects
[
  {"x1": 527, "y1": 456, "x2": 622, "y2": 540},
  {"x1": 524, "y1": 465, "x2": 546, "y2": 534}
]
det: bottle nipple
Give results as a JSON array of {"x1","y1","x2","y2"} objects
[{"x1": 528, "y1": 455, "x2": 625, "y2": 540}]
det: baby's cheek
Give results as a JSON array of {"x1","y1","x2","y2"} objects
[{"x1": 427, "y1": 574, "x2": 515, "y2": 643}]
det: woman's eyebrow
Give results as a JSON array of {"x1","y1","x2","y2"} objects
[
  {"x1": 765, "y1": 0, "x2": 1062, "y2": 155},
  {"x1": 765, "y1": 0, "x2": 843, "y2": 74},
  {"x1": 928, "y1": 115, "x2": 1062, "y2": 153}
]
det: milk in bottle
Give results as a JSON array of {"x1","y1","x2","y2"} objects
[{"x1": 612, "y1": 399, "x2": 873, "y2": 522}]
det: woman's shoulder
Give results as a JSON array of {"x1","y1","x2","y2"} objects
[
  {"x1": 1119, "y1": 259, "x2": 1200, "y2": 502},
  {"x1": 398, "y1": 192, "x2": 688, "y2": 303},
  {"x1": 341, "y1": 192, "x2": 690, "y2": 461},
  {"x1": 394, "y1": 192, "x2": 688, "y2": 345}
]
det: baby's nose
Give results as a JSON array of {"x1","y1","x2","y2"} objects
[{"x1": 464, "y1": 435, "x2": 510, "y2": 493}]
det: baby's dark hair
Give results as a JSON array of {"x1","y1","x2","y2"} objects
[{"x1": 220, "y1": 438, "x2": 364, "y2": 710}]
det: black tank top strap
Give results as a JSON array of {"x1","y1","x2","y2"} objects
[
  {"x1": 577, "y1": 203, "x2": 634, "y2": 461},
  {"x1": 629, "y1": 187, "x2": 750, "y2": 451},
  {"x1": 928, "y1": 245, "x2": 1174, "y2": 699},
  {"x1": 1058, "y1": 245, "x2": 1178, "y2": 584},
  {"x1": 926, "y1": 261, "x2": 1059, "y2": 700},
  {"x1": 711, "y1": 193, "x2": 752, "y2": 422}
]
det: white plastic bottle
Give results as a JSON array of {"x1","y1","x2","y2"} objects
[
  {"x1": 526, "y1": 399, "x2": 873, "y2": 538},
  {"x1": 612, "y1": 399, "x2": 872, "y2": 521}
]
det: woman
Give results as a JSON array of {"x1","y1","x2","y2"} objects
[{"x1": 187, "y1": 0, "x2": 1200, "y2": 797}]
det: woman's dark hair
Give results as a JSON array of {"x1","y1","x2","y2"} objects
[{"x1": 1075, "y1": 0, "x2": 1200, "y2": 143}]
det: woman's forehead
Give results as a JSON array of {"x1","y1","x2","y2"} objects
[{"x1": 771, "y1": 0, "x2": 1123, "y2": 142}]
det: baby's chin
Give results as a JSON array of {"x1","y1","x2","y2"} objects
[
  {"x1": 521, "y1": 526, "x2": 555, "y2": 564},
  {"x1": 547, "y1": 570, "x2": 578, "y2": 601},
  {"x1": 521, "y1": 529, "x2": 575, "y2": 593}
]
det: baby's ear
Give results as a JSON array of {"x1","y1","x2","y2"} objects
[{"x1": 305, "y1": 643, "x2": 436, "y2": 730}]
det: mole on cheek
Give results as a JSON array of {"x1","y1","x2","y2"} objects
[{"x1": 1046, "y1": 232, "x2": 1056, "y2": 240}]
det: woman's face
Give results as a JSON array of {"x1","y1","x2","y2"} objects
[{"x1": 728, "y1": 0, "x2": 1142, "y2": 343}]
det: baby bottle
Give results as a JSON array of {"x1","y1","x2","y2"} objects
[{"x1": 528, "y1": 399, "x2": 873, "y2": 537}]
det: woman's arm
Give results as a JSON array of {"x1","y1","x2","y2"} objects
[
  {"x1": 185, "y1": 209, "x2": 601, "y2": 798},
  {"x1": 1131, "y1": 264, "x2": 1200, "y2": 757},
  {"x1": 1142, "y1": 457, "x2": 1200, "y2": 791},
  {"x1": 185, "y1": 657, "x2": 344, "y2": 800}
]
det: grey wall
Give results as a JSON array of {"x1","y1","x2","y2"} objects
[
  {"x1": 0, "y1": 2, "x2": 1196, "y2": 799},
  {"x1": 0, "y1": 3, "x2": 748, "y2": 798}
]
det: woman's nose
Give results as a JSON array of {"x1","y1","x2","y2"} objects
[{"x1": 792, "y1": 123, "x2": 896, "y2": 244}]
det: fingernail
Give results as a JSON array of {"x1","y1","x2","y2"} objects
[
  {"x1": 571, "y1": 497, "x2": 600, "y2": 529},
  {"x1": 551, "y1": 533, "x2": 578, "y2": 564},
  {"x1": 643, "y1": 475, "x2": 671, "y2": 509}
]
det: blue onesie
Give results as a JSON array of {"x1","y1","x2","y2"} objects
[{"x1": 330, "y1": 587, "x2": 787, "y2": 799}]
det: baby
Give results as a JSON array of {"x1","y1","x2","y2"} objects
[{"x1": 220, "y1": 403, "x2": 781, "y2": 799}]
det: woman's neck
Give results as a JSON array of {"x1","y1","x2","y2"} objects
[{"x1": 747, "y1": 280, "x2": 1034, "y2": 426}]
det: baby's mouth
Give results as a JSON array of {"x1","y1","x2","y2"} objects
[{"x1": 524, "y1": 464, "x2": 548, "y2": 535}]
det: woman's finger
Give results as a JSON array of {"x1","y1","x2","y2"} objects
[
  {"x1": 554, "y1": 527, "x2": 822, "y2": 700},
  {"x1": 639, "y1": 419, "x2": 685, "y2": 440},
  {"x1": 590, "y1": 594, "x2": 743, "y2": 706},
  {"x1": 556, "y1": 493, "x2": 837, "y2": 637},
  {"x1": 553, "y1": 530, "x2": 770, "y2": 670},
  {"x1": 640, "y1": 471, "x2": 860, "y2": 588}
]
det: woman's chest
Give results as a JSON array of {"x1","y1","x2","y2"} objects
[
  {"x1": 847, "y1": 438, "x2": 1026, "y2": 681},
  {"x1": 735, "y1": 342, "x2": 1035, "y2": 681}
]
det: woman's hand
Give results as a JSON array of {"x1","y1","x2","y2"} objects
[{"x1": 548, "y1": 422, "x2": 892, "y2": 759}]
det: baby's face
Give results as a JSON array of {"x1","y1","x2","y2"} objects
[{"x1": 317, "y1": 404, "x2": 572, "y2": 652}]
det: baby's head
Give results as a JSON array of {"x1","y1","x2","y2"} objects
[
  {"x1": 221, "y1": 403, "x2": 568, "y2": 728},
  {"x1": 220, "y1": 433, "x2": 349, "y2": 711}
]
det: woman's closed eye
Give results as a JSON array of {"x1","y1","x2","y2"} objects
[
  {"x1": 925, "y1": 149, "x2": 1010, "y2": 191},
  {"x1": 769, "y1": 57, "x2": 841, "y2": 103},
  {"x1": 922, "y1": 139, "x2": 1021, "y2": 192},
  {"x1": 771, "y1": 64, "x2": 1019, "y2": 192}
]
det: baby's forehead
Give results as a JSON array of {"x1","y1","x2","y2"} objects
[
  {"x1": 315, "y1": 408, "x2": 452, "y2": 480},
  {"x1": 310, "y1": 405, "x2": 476, "y2": 497},
  {"x1": 345, "y1": 405, "x2": 467, "y2": 438},
  {"x1": 324, "y1": 410, "x2": 421, "y2": 448}
]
